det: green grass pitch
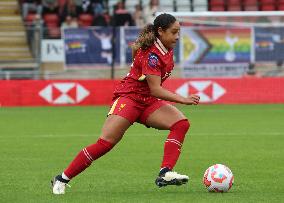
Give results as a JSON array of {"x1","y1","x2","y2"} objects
[{"x1": 1, "y1": 104, "x2": 284, "y2": 203}]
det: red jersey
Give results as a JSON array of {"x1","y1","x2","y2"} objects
[{"x1": 113, "y1": 38, "x2": 174, "y2": 102}]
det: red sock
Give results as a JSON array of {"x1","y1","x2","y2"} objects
[
  {"x1": 161, "y1": 119, "x2": 190, "y2": 170},
  {"x1": 64, "y1": 138, "x2": 113, "y2": 179}
]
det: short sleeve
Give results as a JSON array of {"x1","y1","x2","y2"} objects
[{"x1": 141, "y1": 52, "x2": 161, "y2": 76}]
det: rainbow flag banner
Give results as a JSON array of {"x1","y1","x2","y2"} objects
[{"x1": 181, "y1": 27, "x2": 252, "y2": 65}]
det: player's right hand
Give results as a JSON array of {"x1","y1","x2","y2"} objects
[{"x1": 183, "y1": 94, "x2": 200, "y2": 105}]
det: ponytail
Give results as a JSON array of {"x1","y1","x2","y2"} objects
[
  {"x1": 131, "y1": 13, "x2": 177, "y2": 58},
  {"x1": 131, "y1": 24, "x2": 156, "y2": 58}
]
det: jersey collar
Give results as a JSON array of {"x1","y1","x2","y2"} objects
[{"x1": 154, "y1": 38, "x2": 168, "y2": 55}]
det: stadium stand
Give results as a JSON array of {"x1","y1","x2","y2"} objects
[
  {"x1": 243, "y1": 0, "x2": 258, "y2": 11},
  {"x1": 207, "y1": 0, "x2": 284, "y2": 11},
  {"x1": 227, "y1": 0, "x2": 242, "y2": 11},
  {"x1": 0, "y1": 0, "x2": 37, "y2": 79},
  {"x1": 43, "y1": 13, "x2": 60, "y2": 37},
  {"x1": 19, "y1": 0, "x2": 284, "y2": 35},
  {"x1": 280, "y1": 0, "x2": 284, "y2": 10},
  {"x1": 260, "y1": 0, "x2": 275, "y2": 11},
  {"x1": 4, "y1": 0, "x2": 283, "y2": 79},
  {"x1": 209, "y1": 0, "x2": 225, "y2": 11}
]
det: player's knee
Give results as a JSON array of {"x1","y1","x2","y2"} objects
[
  {"x1": 170, "y1": 119, "x2": 190, "y2": 134},
  {"x1": 100, "y1": 132, "x2": 124, "y2": 145}
]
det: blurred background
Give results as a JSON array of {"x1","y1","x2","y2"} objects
[{"x1": 0, "y1": 0, "x2": 284, "y2": 106}]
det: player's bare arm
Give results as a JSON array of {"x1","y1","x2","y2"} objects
[{"x1": 146, "y1": 74, "x2": 200, "y2": 105}]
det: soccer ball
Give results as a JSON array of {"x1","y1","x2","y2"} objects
[{"x1": 203, "y1": 164, "x2": 234, "y2": 192}]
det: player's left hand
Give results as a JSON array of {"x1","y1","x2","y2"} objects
[{"x1": 188, "y1": 94, "x2": 200, "y2": 105}]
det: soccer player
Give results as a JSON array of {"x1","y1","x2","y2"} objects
[{"x1": 51, "y1": 13, "x2": 200, "y2": 194}]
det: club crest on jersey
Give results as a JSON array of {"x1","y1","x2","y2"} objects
[{"x1": 148, "y1": 53, "x2": 158, "y2": 68}]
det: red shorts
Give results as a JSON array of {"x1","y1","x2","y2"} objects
[{"x1": 108, "y1": 96, "x2": 167, "y2": 125}]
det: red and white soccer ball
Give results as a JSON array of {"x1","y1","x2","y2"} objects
[{"x1": 203, "y1": 164, "x2": 234, "y2": 192}]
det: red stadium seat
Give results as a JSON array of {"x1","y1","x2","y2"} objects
[
  {"x1": 25, "y1": 13, "x2": 37, "y2": 25},
  {"x1": 210, "y1": 5, "x2": 225, "y2": 11},
  {"x1": 79, "y1": 14, "x2": 94, "y2": 27},
  {"x1": 278, "y1": 3, "x2": 284, "y2": 10},
  {"x1": 228, "y1": 0, "x2": 240, "y2": 4},
  {"x1": 43, "y1": 14, "x2": 59, "y2": 27},
  {"x1": 243, "y1": 0, "x2": 258, "y2": 5},
  {"x1": 227, "y1": 5, "x2": 242, "y2": 11},
  {"x1": 210, "y1": 0, "x2": 225, "y2": 6},
  {"x1": 260, "y1": 0, "x2": 275, "y2": 3},
  {"x1": 260, "y1": 4, "x2": 276, "y2": 10},
  {"x1": 244, "y1": 5, "x2": 259, "y2": 10},
  {"x1": 227, "y1": 0, "x2": 242, "y2": 10},
  {"x1": 259, "y1": 0, "x2": 276, "y2": 10}
]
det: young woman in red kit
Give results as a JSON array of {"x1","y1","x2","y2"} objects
[{"x1": 51, "y1": 13, "x2": 200, "y2": 194}]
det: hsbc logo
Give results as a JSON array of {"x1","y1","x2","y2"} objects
[
  {"x1": 176, "y1": 81, "x2": 226, "y2": 103},
  {"x1": 39, "y1": 83, "x2": 90, "y2": 104}
]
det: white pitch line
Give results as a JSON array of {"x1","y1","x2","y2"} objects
[{"x1": 5, "y1": 131, "x2": 282, "y2": 138}]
